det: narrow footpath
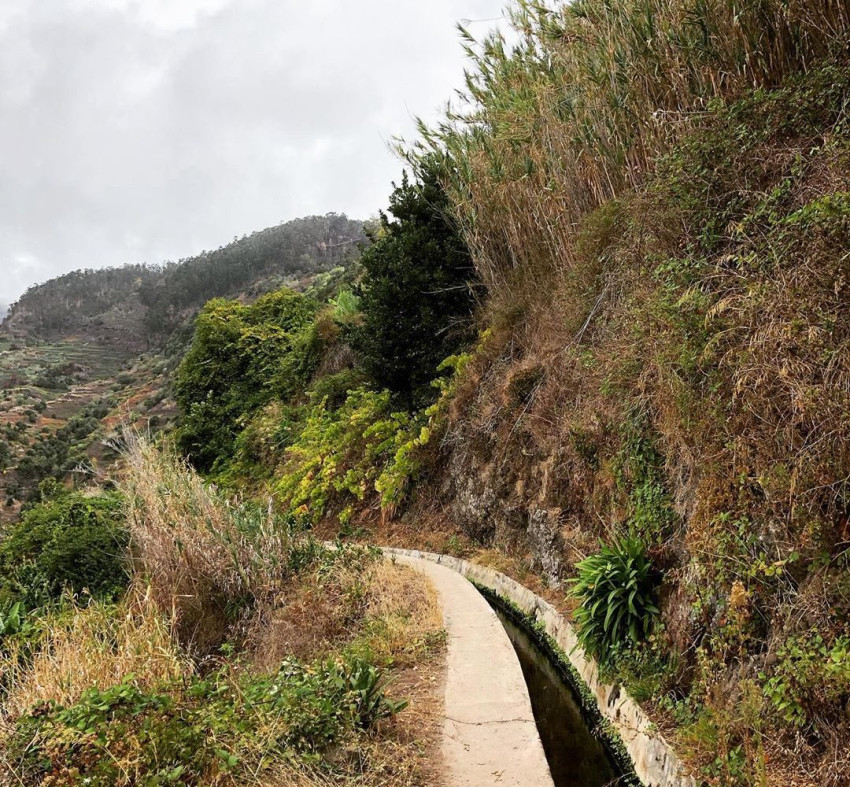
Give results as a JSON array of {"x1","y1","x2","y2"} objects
[{"x1": 393, "y1": 554, "x2": 554, "y2": 787}]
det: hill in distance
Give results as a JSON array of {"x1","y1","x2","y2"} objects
[
  {"x1": 3, "y1": 213, "x2": 366, "y2": 352},
  {"x1": 0, "y1": 212, "x2": 366, "y2": 521}
]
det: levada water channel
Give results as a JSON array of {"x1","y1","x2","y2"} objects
[{"x1": 481, "y1": 589, "x2": 638, "y2": 787}]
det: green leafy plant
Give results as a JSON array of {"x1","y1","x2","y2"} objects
[
  {"x1": 341, "y1": 658, "x2": 408, "y2": 728},
  {"x1": 571, "y1": 537, "x2": 660, "y2": 662},
  {"x1": 275, "y1": 387, "x2": 427, "y2": 521},
  {"x1": 175, "y1": 289, "x2": 317, "y2": 472},
  {"x1": 0, "y1": 600, "x2": 26, "y2": 638},
  {"x1": 0, "y1": 491, "x2": 129, "y2": 609},
  {"x1": 760, "y1": 632, "x2": 850, "y2": 728}
]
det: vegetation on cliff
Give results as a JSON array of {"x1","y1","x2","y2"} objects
[
  {"x1": 396, "y1": 2, "x2": 850, "y2": 783},
  {"x1": 3, "y1": 1, "x2": 850, "y2": 784}
]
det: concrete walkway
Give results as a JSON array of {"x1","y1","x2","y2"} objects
[{"x1": 393, "y1": 554, "x2": 554, "y2": 787}]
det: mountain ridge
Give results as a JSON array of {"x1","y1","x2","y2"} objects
[{"x1": 3, "y1": 213, "x2": 366, "y2": 351}]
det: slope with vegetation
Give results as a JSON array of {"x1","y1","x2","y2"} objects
[
  {"x1": 167, "y1": 2, "x2": 850, "y2": 783},
  {"x1": 0, "y1": 214, "x2": 364, "y2": 522},
  {"x1": 3, "y1": 2, "x2": 850, "y2": 784},
  {"x1": 396, "y1": 2, "x2": 850, "y2": 784},
  {"x1": 0, "y1": 207, "x2": 460, "y2": 783},
  {"x1": 0, "y1": 438, "x2": 445, "y2": 785}
]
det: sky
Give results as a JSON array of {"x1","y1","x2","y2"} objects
[{"x1": 0, "y1": 0, "x2": 507, "y2": 303}]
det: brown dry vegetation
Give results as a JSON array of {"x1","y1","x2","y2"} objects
[{"x1": 391, "y1": 2, "x2": 850, "y2": 784}]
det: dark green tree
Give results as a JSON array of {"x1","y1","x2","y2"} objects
[{"x1": 353, "y1": 163, "x2": 477, "y2": 408}]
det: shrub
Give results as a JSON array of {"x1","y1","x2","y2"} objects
[
  {"x1": 121, "y1": 435, "x2": 366, "y2": 652},
  {"x1": 175, "y1": 289, "x2": 316, "y2": 472},
  {"x1": 275, "y1": 388, "x2": 428, "y2": 522},
  {"x1": 223, "y1": 401, "x2": 304, "y2": 483},
  {"x1": 0, "y1": 491, "x2": 129, "y2": 608},
  {"x1": 761, "y1": 632, "x2": 850, "y2": 728},
  {"x1": 7, "y1": 654, "x2": 405, "y2": 786},
  {"x1": 571, "y1": 537, "x2": 660, "y2": 663},
  {"x1": 614, "y1": 414, "x2": 677, "y2": 546}
]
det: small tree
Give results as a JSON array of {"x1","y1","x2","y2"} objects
[{"x1": 354, "y1": 161, "x2": 477, "y2": 408}]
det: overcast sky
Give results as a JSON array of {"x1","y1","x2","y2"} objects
[{"x1": 0, "y1": 0, "x2": 506, "y2": 302}]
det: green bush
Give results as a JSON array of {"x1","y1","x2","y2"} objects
[
  {"x1": 613, "y1": 415, "x2": 677, "y2": 546},
  {"x1": 571, "y1": 537, "x2": 660, "y2": 663},
  {"x1": 176, "y1": 289, "x2": 317, "y2": 472},
  {"x1": 9, "y1": 655, "x2": 404, "y2": 786},
  {"x1": 0, "y1": 491, "x2": 129, "y2": 608},
  {"x1": 761, "y1": 632, "x2": 850, "y2": 728},
  {"x1": 275, "y1": 387, "x2": 428, "y2": 522}
]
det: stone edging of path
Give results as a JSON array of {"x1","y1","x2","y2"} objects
[{"x1": 382, "y1": 547, "x2": 696, "y2": 787}]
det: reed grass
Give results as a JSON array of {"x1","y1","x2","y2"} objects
[
  {"x1": 121, "y1": 433, "x2": 304, "y2": 653},
  {"x1": 407, "y1": 0, "x2": 850, "y2": 298}
]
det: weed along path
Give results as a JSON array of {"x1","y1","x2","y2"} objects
[{"x1": 390, "y1": 553, "x2": 554, "y2": 787}]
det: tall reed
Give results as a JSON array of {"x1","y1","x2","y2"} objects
[
  {"x1": 121, "y1": 434, "x2": 297, "y2": 652},
  {"x1": 407, "y1": 0, "x2": 850, "y2": 296}
]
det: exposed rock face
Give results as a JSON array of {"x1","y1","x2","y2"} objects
[
  {"x1": 445, "y1": 423, "x2": 566, "y2": 588},
  {"x1": 450, "y1": 449, "x2": 498, "y2": 543},
  {"x1": 527, "y1": 507, "x2": 564, "y2": 588}
]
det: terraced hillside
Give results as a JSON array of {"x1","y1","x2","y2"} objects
[
  {"x1": 0, "y1": 214, "x2": 365, "y2": 520},
  {"x1": 0, "y1": 336, "x2": 176, "y2": 523}
]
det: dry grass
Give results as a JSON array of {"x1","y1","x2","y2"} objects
[
  {"x1": 248, "y1": 560, "x2": 447, "y2": 786},
  {"x1": 0, "y1": 551, "x2": 446, "y2": 787},
  {"x1": 361, "y1": 561, "x2": 444, "y2": 667},
  {"x1": 247, "y1": 565, "x2": 368, "y2": 669},
  {"x1": 249, "y1": 559, "x2": 444, "y2": 672},
  {"x1": 0, "y1": 586, "x2": 187, "y2": 728},
  {"x1": 411, "y1": 0, "x2": 850, "y2": 302},
  {"x1": 121, "y1": 433, "x2": 296, "y2": 653}
]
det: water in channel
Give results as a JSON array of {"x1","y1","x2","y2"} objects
[{"x1": 490, "y1": 604, "x2": 623, "y2": 787}]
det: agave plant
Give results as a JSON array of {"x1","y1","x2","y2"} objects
[
  {"x1": 342, "y1": 658, "x2": 408, "y2": 729},
  {"x1": 571, "y1": 536, "x2": 659, "y2": 663}
]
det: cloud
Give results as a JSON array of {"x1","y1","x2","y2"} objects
[{"x1": 0, "y1": 0, "x2": 506, "y2": 301}]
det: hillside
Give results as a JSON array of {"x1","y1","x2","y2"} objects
[
  {"x1": 0, "y1": 213, "x2": 365, "y2": 522},
  {"x1": 3, "y1": 213, "x2": 365, "y2": 350},
  {"x1": 1, "y1": 2, "x2": 849, "y2": 786}
]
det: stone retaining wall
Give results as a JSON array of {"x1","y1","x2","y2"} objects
[{"x1": 383, "y1": 547, "x2": 696, "y2": 787}]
